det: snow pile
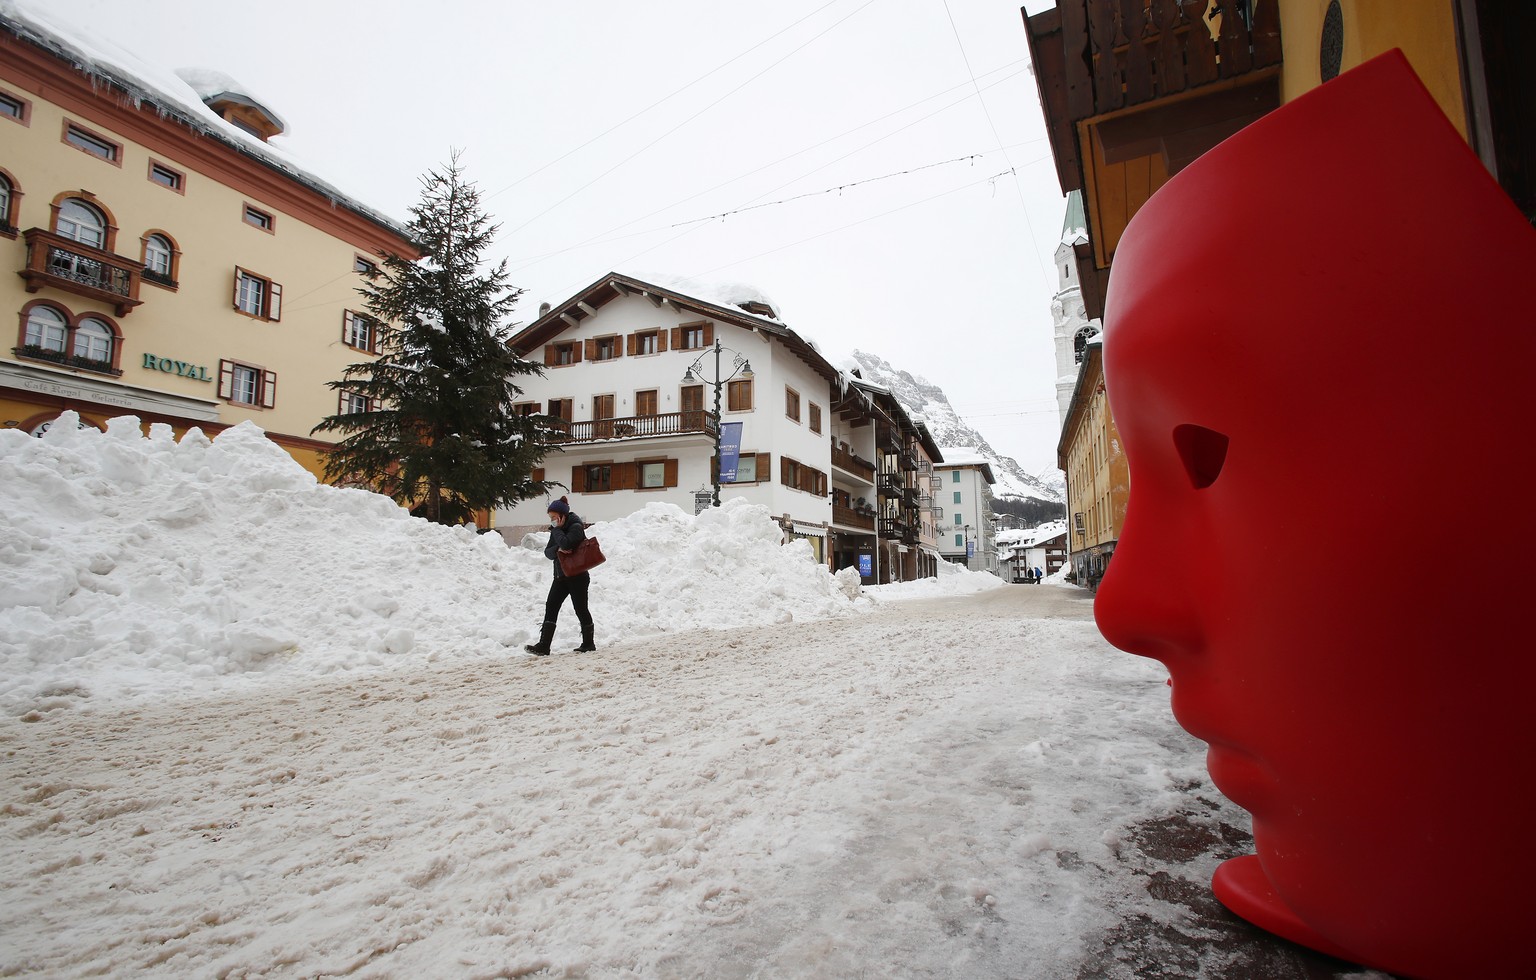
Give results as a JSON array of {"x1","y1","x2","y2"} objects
[
  {"x1": 866, "y1": 561, "x2": 1006, "y2": 600},
  {"x1": 0, "y1": 414, "x2": 877, "y2": 714}
]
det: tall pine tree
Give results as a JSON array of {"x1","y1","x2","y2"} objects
[{"x1": 314, "y1": 153, "x2": 551, "y2": 524}]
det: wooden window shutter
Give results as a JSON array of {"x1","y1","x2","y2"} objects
[
  {"x1": 231, "y1": 268, "x2": 243, "y2": 309},
  {"x1": 656, "y1": 329, "x2": 668, "y2": 353},
  {"x1": 614, "y1": 462, "x2": 637, "y2": 491},
  {"x1": 584, "y1": 339, "x2": 598, "y2": 361},
  {"x1": 571, "y1": 466, "x2": 587, "y2": 493},
  {"x1": 531, "y1": 467, "x2": 545, "y2": 482},
  {"x1": 757, "y1": 452, "x2": 770, "y2": 482},
  {"x1": 626, "y1": 333, "x2": 637, "y2": 356},
  {"x1": 267, "y1": 281, "x2": 282, "y2": 321},
  {"x1": 670, "y1": 326, "x2": 683, "y2": 349},
  {"x1": 544, "y1": 344, "x2": 556, "y2": 367},
  {"x1": 342, "y1": 310, "x2": 353, "y2": 342},
  {"x1": 261, "y1": 370, "x2": 277, "y2": 408},
  {"x1": 664, "y1": 458, "x2": 678, "y2": 487},
  {"x1": 530, "y1": 402, "x2": 542, "y2": 414},
  {"x1": 702, "y1": 322, "x2": 714, "y2": 346},
  {"x1": 218, "y1": 359, "x2": 234, "y2": 399}
]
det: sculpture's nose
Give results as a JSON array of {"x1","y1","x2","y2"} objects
[{"x1": 1093, "y1": 487, "x2": 1204, "y2": 667}]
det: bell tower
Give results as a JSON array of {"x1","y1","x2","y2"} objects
[{"x1": 1052, "y1": 192, "x2": 1098, "y2": 423}]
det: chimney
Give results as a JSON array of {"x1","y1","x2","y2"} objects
[{"x1": 538, "y1": 302, "x2": 551, "y2": 316}]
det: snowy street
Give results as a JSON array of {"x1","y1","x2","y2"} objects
[{"x1": 1, "y1": 583, "x2": 1363, "y2": 978}]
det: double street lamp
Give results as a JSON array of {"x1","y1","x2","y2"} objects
[{"x1": 682, "y1": 339, "x2": 753, "y2": 507}]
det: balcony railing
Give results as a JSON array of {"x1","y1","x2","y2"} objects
[
  {"x1": 876, "y1": 472, "x2": 905, "y2": 497},
  {"x1": 1057, "y1": 0, "x2": 1281, "y2": 121},
  {"x1": 11, "y1": 345, "x2": 123, "y2": 377},
  {"x1": 20, "y1": 228, "x2": 143, "y2": 316},
  {"x1": 546, "y1": 410, "x2": 717, "y2": 444},
  {"x1": 833, "y1": 503, "x2": 876, "y2": 532},
  {"x1": 831, "y1": 443, "x2": 875, "y2": 482},
  {"x1": 897, "y1": 448, "x2": 918, "y2": 472},
  {"x1": 879, "y1": 517, "x2": 916, "y2": 545}
]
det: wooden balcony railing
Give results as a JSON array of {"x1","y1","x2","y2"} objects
[
  {"x1": 833, "y1": 503, "x2": 876, "y2": 532},
  {"x1": 831, "y1": 444, "x2": 875, "y2": 482},
  {"x1": 20, "y1": 228, "x2": 143, "y2": 316},
  {"x1": 1057, "y1": 0, "x2": 1280, "y2": 122},
  {"x1": 546, "y1": 410, "x2": 717, "y2": 444}
]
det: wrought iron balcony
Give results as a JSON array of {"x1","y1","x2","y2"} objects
[
  {"x1": 19, "y1": 228, "x2": 143, "y2": 316},
  {"x1": 545, "y1": 410, "x2": 717, "y2": 444}
]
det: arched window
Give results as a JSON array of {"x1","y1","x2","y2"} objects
[
  {"x1": 0, "y1": 174, "x2": 12, "y2": 228},
  {"x1": 73, "y1": 317, "x2": 114, "y2": 364},
  {"x1": 1073, "y1": 326, "x2": 1096, "y2": 364},
  {"x1": 24, "y1": 304, "x2": 68, "y2": 352},
  {"x1": 144, "y1": 233, "x2": 173, "y2": 276},
  {"x1": 56, "y1": 198, "x2": 106, "y2": 248}
]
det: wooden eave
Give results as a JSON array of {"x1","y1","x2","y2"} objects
[{"x1": 1023, "y1": 5, "x2": 1084, "y2": 196}]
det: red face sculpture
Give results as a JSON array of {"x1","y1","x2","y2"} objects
[{"x1": 1094, "y1": 51, "x2": 1536, "y2": 979}]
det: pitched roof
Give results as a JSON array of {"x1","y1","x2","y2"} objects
[{"x1": 508, "y1": 272, "x2": 839, "y2": 383}]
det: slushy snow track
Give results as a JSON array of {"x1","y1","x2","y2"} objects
[{"x1": 0, "y1": 586, "x2": 1234, "y2": 978}]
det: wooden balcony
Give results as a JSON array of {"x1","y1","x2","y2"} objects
[
  {"x1": 546, "y1": 410, "x2": 717, "y2": 444},
  {"x1": 833, "y1": 503, "x2": 876, "y2": 532},
  {"x1": 831, "y1": 443, "x2": 875, "y2": 482},
  {"x1": 1025, "y1": 0, "x2": 1282, "y2": 319},
  {"x1": 19, "y1": 228, "x2": 143, "y2": 316}
]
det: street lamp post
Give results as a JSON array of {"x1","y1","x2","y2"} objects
[{"x1": 682, "y1": 339, "x2": 753, "y2": 508}]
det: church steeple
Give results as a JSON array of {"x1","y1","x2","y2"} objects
[{"x1": 1051, "y1": 192, "x2": 1098, "y2": 424}]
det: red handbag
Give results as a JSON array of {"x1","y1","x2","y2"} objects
[{"x1": 557, "y1": 536, "x2": 606, "y2": 576}]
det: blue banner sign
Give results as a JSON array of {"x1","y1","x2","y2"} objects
[
  {"x1": 858, "y1": 552, "x2": 873, "y2": 577},
  {"x1": 967, "y1": 540, "x2": 975, "y2": 558},
  {"x1": 718, "y1": 422, "x2": 744, "y2": 483}
]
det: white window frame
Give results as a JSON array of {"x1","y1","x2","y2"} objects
[{"x1": 233, "y1": 267, "x2": 282, "y2": 321}]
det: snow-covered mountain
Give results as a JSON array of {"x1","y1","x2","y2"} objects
[{"x1": 846, "y1": 350, "x2": 1065, "y2": 503}]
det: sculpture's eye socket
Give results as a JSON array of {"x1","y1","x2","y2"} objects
[{"x1": 1173, "y1": 424, "x2": 1229, "y2": 489}]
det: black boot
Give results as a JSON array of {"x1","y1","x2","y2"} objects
[
  {"x1": 525, "y1": 621, "x2": 556, "y2": 656},
  {"x1": 573, "y1": 624, "x2": 596, "y2": 653}
]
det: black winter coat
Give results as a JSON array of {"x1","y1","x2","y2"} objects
[{"x1": 544, "y1": 512, "x2": 587, "y2": 578}]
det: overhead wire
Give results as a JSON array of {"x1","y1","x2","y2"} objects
[
  {"x1": 940, "y1": 0, "x2": 1053, "y2": 289},
  {"x1": 503, "y1": 59, "x2": 1029, "y2": 271},
  {"x1": 498, "y1": 0, "x2": 882, "y2": 241},
  {"x1": 483, "y1": 0, "x2": 845, "y2": 201}
]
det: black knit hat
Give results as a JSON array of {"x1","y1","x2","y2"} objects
[{"x1": 547, "y1": 496, "x2": 570, "y2": 516}]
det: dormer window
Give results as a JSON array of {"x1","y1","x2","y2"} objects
[{"x1": 176, "y1": 68, "x2": 287, "y2": 142}]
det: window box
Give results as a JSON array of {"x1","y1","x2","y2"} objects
[{"x1": 12, "y1": 344, "x2": 122, "y2": 377}]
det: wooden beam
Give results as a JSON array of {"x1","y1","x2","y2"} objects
[
  {"x1": 577, "y1": 301, "x2": 598, "y2": 317},
  {"x1": 643, "y1": 291, "x2": 663, "y2": 307},
  {"x1": 560, "y1": 312, "x2": 579, "y2": 327}
]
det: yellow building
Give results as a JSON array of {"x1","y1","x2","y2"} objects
[
  {"x1": 0, "y1": 7, "x2": 415, "y2": 476},
  {"x1": 1056, "y1": 338, "x2": 1125, "y2": 586}
]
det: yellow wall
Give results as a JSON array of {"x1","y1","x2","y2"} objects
[
  {"x1": 1278, "y1": 0, "x2": 1467, "y2": 136},
  {"x1": 0, "y1": 49, "x2": 409, "y2": 483}
]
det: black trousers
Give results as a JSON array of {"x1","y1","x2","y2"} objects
[{"x1": 545, "y1": 572, "x2": 593, "y2": 633}]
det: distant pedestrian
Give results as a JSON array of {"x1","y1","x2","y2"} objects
[
  {"x1": 525, "y1": 497, "x2": 596, "y2": 655},
  {"x1": 1035, "y1": 566, "x2": 1044, "y2": 583}
]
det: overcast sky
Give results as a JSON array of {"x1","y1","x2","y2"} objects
[{"x1": 44, "y1": 0, "x2": 1070, "y2": 474}]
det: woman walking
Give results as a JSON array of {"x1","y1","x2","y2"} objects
[{"x1": 526, "y1": 497, "x2": 596, "y2": 656}]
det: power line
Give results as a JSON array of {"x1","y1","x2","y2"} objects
[
  {"x1": 669, "y1": 152, "x2": 988, "y2": 227},
  {"x1": 504, "y1": 59, "x2": 1029, "y2": 272},
  {"x1": 688, "y1": 167, "x2": 1016, "y2": 278},
  {"x1": 940, "y1": 0, "x2": 1052, "y2": 290},
  {"x1": 499, "y1": 0, "x2": 881, "y2": 240},
  {"x1": 484, "y1": 0, "x2": 844, "y2": 202}
]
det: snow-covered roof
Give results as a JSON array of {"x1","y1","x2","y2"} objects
[
  {"x1": 175, "y1": 67, "x2": 288, "y2": 134},
  {"x1": 633, "y1": 271, "x2": 785, "y2": 324},
  {"x1": 1060, "y1": 190, "x2": 1088, "y2": 247},
  {"x1": 0, "y1": 0, "x2": 407, "y2": 238}
]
